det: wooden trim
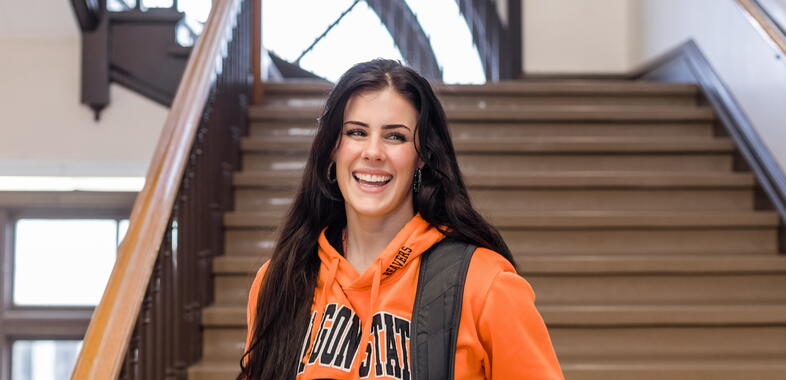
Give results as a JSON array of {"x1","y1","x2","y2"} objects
[
  {"x1": 252, "y1": 0, "x2": 263, "y2": 104},
  {"x1": 736, "y1": 0, "x2": 786, "y2": 58},
  {"x1": 633, "y1": 40, "x2": 786, "y2": 254},
  {"x1": 507, "y1": 0, "x2": 523, "y2": 79},
  {"x1": 70, "y1": 0, "x2": 243, "y2": 378}
]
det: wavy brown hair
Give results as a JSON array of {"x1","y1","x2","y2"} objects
[{"x1": 237, "y1": 58, "x2": 515, "y2": 379}]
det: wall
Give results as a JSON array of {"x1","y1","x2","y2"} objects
[
  {"x1": 0, "y1": 1, "x2": 168, "y2": 178},
  {"x1": 522, "y1": 0, "x2": 632, "y2": 74},
  {"x1": 630, "y1": 0, "x2": 786, "y2": 182}
]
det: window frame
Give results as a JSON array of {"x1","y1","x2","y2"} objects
[{"x1": 0, "y1": 192, "x2": 134, "y2": 380}]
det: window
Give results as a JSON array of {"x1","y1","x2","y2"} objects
[
  {"x1": 0, "y1": 192, "x2": 133, "y2": 380},
  {"x1": 13, "y1": 219, "x2": 125, "y2": 306},
  {"x1": 11, "y1": 340, "x2": 83, "y2": 380}
]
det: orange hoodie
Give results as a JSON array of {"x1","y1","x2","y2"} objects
[{"x1": 244, "y1": 213, "x2": 564, "y2": 379}]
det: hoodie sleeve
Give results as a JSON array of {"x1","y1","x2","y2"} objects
[
  {"x1": 244, "y1": 260, "x2": 270, "y2": 353},
  {"x1": 474, "y1": 257, "x2": 564, "y2": 379}
]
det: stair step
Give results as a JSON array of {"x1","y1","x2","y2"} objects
[
  {"x1": 241, "y1": 135, "x2": 735, "y2": 153},
  {"x1": 187, "y1": 359, "x2": 786, "y2": 380},
  {"x1": 243, "y1": 152, "x2": 733, "y2": 172},
  {"x1": 225, "y1": 225, "x2": 778, "y2": 257},
  {"x1": 201, "y1": 303, "x2": 786, "y2": 328},
  {"x1": 248, "y1": 105, "x2": 715, "y2": 122},
  {"x1": 562, "y1": 360, "x2": 786, "y2": 380},
  {"x1": 188, "y1": 361, "x2": 239, "y2": 380},
  {"x1": 212, "y1": 258, "x2": 786, "y2": 306},
  {"x1": 238, "y1": 187, "x2": 754, "y2": 212},
  {"x1": 261, "y1": 80, "x2": 700, "y2": 107},
  {"x1": 233, "y1": 170, "x2": 756, "y2": 189},
  {"x1": 554, "y1": 325, "x2": 786, "y2": 360},
  {"x1": 262, "y1": 80, "x2": 700, "y2": 96},
  {"x1": 250, "y1": 121, "x2": 717, "y2": 139},
  {"x1": 212, "y1": 255, "x2": 786, "y2": 276},
  {"x1": 521, "y1": 255, "x2": 786, "y2": 273},
  {"x1": 542, "y1": 304, "x2": 786, "y2": 326},
  {"x1": 203, "y1": 305, "x2": 245, "y2": 327},
  {"x1": 224, "y1": 210, "x2": 778, "y2": 229}
]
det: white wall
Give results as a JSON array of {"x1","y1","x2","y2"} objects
[
  {"x1": 522, "y1": 0, "x2": 633, "y2": 74},
  {"x1": 631, "y1": 0, "x2": 786, "y2": 182},
  {"x1": 0, "y1": 0, "x2": 167, "y2": 178}
]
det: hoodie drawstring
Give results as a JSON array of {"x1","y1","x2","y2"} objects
[{"x1": 349, "y1": 258, "x2": 383, "y2": 379}]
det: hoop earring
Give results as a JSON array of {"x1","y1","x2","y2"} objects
[
  {"x1": 413, "y1": 167, "x2": 422, "y2": 193},
  {"x1": 327, "y1": 161, "x2": 337, "y2": 184}
]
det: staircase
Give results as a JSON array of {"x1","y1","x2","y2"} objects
[{"x1": 188, "y1": 80, "x2": 786, "y2": 379}]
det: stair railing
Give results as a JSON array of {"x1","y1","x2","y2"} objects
[
  {"x1": 456, "y1": 0, "x2": 522, "y2": 80},
  {"x1": 70, "y1": 0, "x2": 259, "y2": 378},
  {"x1": 738, "y1": 0, "x2": 786, "y2": 58}
]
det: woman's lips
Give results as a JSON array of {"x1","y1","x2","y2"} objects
[{"x1": 353, "y1": 172, "x2": 392, "y2": 193}]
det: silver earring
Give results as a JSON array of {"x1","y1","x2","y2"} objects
[
  {"x1": 327, "y1": 161, "x2": 337, "y2": 184},
  {"x1": 413, "y1": 167, "x2": 422, "y2": 193}
]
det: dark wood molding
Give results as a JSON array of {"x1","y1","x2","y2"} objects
[
  {"x1": 73, "y1": 4, "x2": 191, "y2": 119},
  {"x1": 507, "y1": 0, "x2": 523, "y2": 79},
  {"x1": 633, "y1": 40, "x2": 786, "y2": 253}
]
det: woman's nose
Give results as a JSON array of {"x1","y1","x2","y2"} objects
[{"x1": 361, "y1": 137, "x2": 384, "y2": 161}]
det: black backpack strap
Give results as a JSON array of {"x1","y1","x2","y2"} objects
[{"x1": 410, "y1": 237, "x2": 477, "y2": 380}]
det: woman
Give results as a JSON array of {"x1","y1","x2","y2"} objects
[{"x1": 238, "y1": 59, "x2": 563, "y2": 379}]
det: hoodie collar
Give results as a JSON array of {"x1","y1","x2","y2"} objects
[{"x1": 317, "y1": 212, "x2": 445, "y2": 290}]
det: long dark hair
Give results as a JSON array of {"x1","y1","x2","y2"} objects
[{"x1": 238, "y1": 59, "x2": 515, "y2": 379}]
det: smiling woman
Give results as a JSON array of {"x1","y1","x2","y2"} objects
[
  {"x1": 237, "y1": 59, "x2": 563, "y2": 380},
  {"x1": 334, "y1": 87, "x2": 424, "y2": 272}
]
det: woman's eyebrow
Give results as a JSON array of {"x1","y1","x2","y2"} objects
[
  {"x1": 382, "y1": 124, "x2": 411, "y2": 131},
  {"x1": 343, "y1": 120, "x2": 368, "y2": 128},
  {"x1": 343, "y1": 120, "x2": 411, "y2": 131}
]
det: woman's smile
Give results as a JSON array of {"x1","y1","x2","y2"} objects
[{"x1": 352, "y1": 169, "x2": 393, "y2": 193}]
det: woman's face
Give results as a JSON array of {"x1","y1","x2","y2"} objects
[{"x1": 333, "y1": 87, "x2": 423, "y2": 219}]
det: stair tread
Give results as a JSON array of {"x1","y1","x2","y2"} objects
[
  {"x1": 233, "y1": 170, "x2": 756, "y2": 188},
  {"x1": 187, "y1": 359, "x2": 786, "y2": 380},
  {"x1": 201, "y1": 304, "x2": 786, "y2": 328},
  {"x1": 249, "y1": 105, "x2": 715, "y2": 121},
  {"x1": 261, "y1": 80, "x2": 699, "y2": 96},
  {"x1": 542, "y1": 304, "x2": 786, "y2": 326},
  {"x1": 224, "y1": 210, "x2": 780, "y2": 228},
  {"x1": 241, "y1": 135, "x2": 735, "y2": 153},
  {"x1": 212, "y1": 254, "x2": 786, "y2": 275}
]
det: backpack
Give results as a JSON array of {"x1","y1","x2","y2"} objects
[{"x1": 409, "y1": 238, "x2": 477, "y2": 380}]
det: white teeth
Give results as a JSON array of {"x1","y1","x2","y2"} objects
[{"x1": 355, "y1": 173, "x2": 392, "y2": 183}]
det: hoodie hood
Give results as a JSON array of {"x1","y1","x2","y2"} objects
[{"x1": 316, "y1": 212, "x2": 446, "y2": 290}]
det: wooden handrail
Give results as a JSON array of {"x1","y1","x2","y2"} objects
[
  {"x1": 70, "y1": 0, "x2": 242, "y2": 378},
  {"x1": 737, "y1": 0, "x2": 786, "y2": 57}
]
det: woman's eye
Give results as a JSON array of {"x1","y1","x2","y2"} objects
[
  {"x1": 388, "y1": 133, "x2": 407, "y2": 142},
  {"x1": 346, "y1": 129, "x2": 366, "y2": 137}
]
